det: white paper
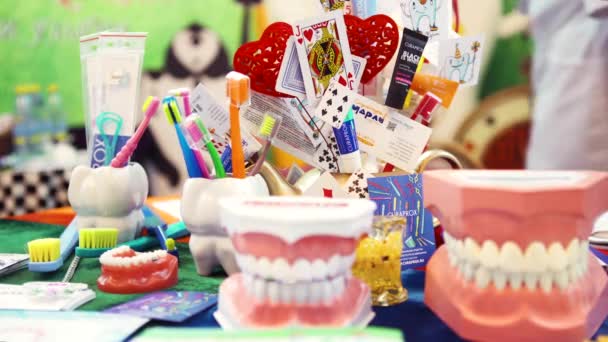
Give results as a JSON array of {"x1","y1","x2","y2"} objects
[
  {"x1": 351, "y1": 94, "x2": 391, "y2": 153},
  {"x1": 438, "y1": 34, "x2": 485, "y2": 87},
  {"x1": 374, "y1": 112, "x2": 432, "y2": 171},
  {"x1": 400, "y1": 0, "x2": 452, "y2": 45}
]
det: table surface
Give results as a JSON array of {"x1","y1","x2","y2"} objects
[{"x1": 3, "y1": 205, "x2": 608, "y2": 341}]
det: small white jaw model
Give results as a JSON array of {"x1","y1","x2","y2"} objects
[{"x1": 68, "y1": 163, "x2": 148, "y2": 243}]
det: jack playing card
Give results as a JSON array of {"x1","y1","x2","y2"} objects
[{"x1": 292, "y1": 11, "x2": 356, "y2": 103}]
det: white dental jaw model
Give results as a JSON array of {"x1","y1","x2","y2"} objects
[
  {"x1": 181, "y1": 175, "x2": 270, "y2": 276},
  {"x1": 68, "y1": 163, "x2": 148, "y2": 243}
]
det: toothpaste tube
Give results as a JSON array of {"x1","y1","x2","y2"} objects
[
  {"x1": 385, "y1": 28, "x2": 428, "y2": 110},
  {"x1": 332, "y1": 108, "x2": 361, "y2": 173}
]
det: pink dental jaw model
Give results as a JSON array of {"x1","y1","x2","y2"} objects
[
  {"x1": 423, "y1": 170, "x2": 608, "y2": 342},
  {"x1": 216, "y1": 196, "x2": 376, "y2": 329}
]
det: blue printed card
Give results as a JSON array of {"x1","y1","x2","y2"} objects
[
  {"x1": 367, "y1": 173, "x2": 436, "y2": 269},
  {"x1": 105, "y1": 291, "x2": 217, "y2": 323}
]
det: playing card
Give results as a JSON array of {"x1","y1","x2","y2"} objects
[
  {"x1": 314, "y1": 80, "x2": 356, "y2": 129},
  {"x1": 400, "y1": 0, "x2": 452, "y2": 45},
  {"x1": 276, "y1": 36, "x2": 366, "y2": 99},
  {"x1": 351, "y1": 55, "x2": 367, "y2": 90},
  {"x1": 342, "y1": 169, "x2": 372, "y2": 199},
  {"x1": 292, "y1": 11, "x2": 356, "y2": 102},
  {"x1": 302, "y1": 171, "x2": 348, "y2": 198},
  {"x1": 438, "y1": 34, "x2": 485, "y2": 87},
  {"x1": 312, "y1": 134, "x2": 341, "y2": 172}
]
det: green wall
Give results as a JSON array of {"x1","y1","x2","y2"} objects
[{"x1": 0, "y1": 0, "x2": 243, "y2": 126}]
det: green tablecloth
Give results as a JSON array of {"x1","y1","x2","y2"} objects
[{"x1": 0, "y1": 219, "x2": 225, "y2": 311}]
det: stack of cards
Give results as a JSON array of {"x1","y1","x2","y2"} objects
[{"x1": 0, "y1": 253, "x2": 29, "y2": 277}]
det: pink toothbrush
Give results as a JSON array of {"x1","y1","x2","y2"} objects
[{"x1": 111, "y1": 96, "x2": 160, "y2": 168}]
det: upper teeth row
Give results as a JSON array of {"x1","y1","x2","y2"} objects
[
  {"x1": 443, "y1": 232, "x2": 590, "y2": 292},
  {"x1": 236, "y1": 253, "x2": 355, "y2": 282},
  {"x1": 100, "y1": 246, "x2": 167, "y2": 267},
  {"x1": 443, "y1": 232, "x2": 588, "y2": 272}
]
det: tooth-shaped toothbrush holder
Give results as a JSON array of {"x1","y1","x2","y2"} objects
[
  {"x1": 181, "y1": 175, "x2": 269, "y2": 276},
  {"x1": 67, "y1": 163, "x2": 149, "y2": 244}
]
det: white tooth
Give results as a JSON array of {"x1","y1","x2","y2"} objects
[
  {"x1": 236, "y1": 255, "x2": 249, "y2": 271},
  {"x1": 309, "y1": 283, "x2": 322, "y2": 304},
  {"x1": 566, "y1": 239, "x2": 580, "y2": 267},
  {"x1": 454, "y1": 238, "x2": 464, "y2": 261},
  {"x1": 567, "y1": 266, "x2": 578, "y2": 284},
  {"x1": 493, "y1": 271, "x2": 507, "y2": 291},
  {"x1": 280, "y1": 283, "x2": 293, "y2": 304},
  {"x1": 462, "y1": 262, "x2": 475, "y2": 281},
  {"x1": 272, "y1": 258, "x2": 290, "y2": 281},
  {"x1": 524, "y1": 242, "x2": 548, "y2": 273},
  {"x1": 327, "y1": 255, "x2": 341, "y2": 277},
  {"x1": 343, "y1": 254, "x2": 356, "y2": 269},
  {"x1": 443, "y1": 231, "x2": 452, "y2": 244},
  {"x1": 500, "y1": 241, "x2": 525, "y2": 273},
  {"x1": 479, "y1": 241, "x2": 500, "y2": 268},
  {"x1": 322, "y1": 280, "x2": 333, "y2": 303},
  {"x1": 293, "y1": 259, "x2": 311, "y2": 281},
  {"x1": 294, "y1": 283, "x2": 308, "y2": 304},
  {"x1": 575, "y1": 263, "x2": 584, "y2": 279},
  {"x1": 547, "y1": 242, "x2": 567, "y2": 271},
  {"x1": 253, "y1": 278, "x2": 266, "y2": 300},
  {"x1": 509, "y1": 273, "x2": 523, "y2": 290},
  {"x1": 524, "y1": 273, "x2": 538, "y2": 290},
  {"x1": 457, "y1": 259, "x2": 466, "y2": 275},
  {"x1": 267, "y1": 281, "x2": 280, "y2": 303},
  {"x1": 311, "y1": 259, "x2": 327, "y2": 280},
  {"x1": 539, "y1": 273, "x2": 553, "y2": 293},
  {"x1": 555, "y1": 270, "x2": 569, "y2": 291},
  {"x1": 331, "y1": 277, "x2": 345, "y2": 298},
  {"x1": 580, "y1": 240, "x2": 589, "y2": 273},
  {"x1": 258, "y1": 257, "x2": 272, "y2": 278},
  {"x1": 448, "y1": 250, "x2": 458, "y2": 267},
  {"x1": 463, "y1": 238, "x2": 481, "y2": 266},
  {"x1": 475, "y1": 267, "x2": 491, "y2": 289}
]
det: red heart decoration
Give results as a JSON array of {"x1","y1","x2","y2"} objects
[
  {"x1": 344, "y1": 14, "x2": 399, "y2": 84},
  {"x1": 303, "y1": 29, "x2": 314, "y2": 42},
  {"x1": 233, "y1": 22, "x2": 294, "y2": 97}
]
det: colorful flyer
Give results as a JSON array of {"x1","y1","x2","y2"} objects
[
  {"x1": 105, "y1": 291, "x2": 217, "y2": 323},
  {"x1": 367, "y1": 174, "x2": 436, "y2": 269},
  {"x1": 438, "y1": 34, "x2": 485, "y2": 87}
]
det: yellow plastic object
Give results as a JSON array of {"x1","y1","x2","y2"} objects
[
  {"x1": 352, "y1": 216, "x2": 408, "y2": 306},
  {"x1": 27, "y1": 238, "x2": 61, "y2": 262},
  {"x1": 79, "y1": 228, "x2": 118, "y2": 249},
  {"x1": 166, "y1": 238, "x2": 176, "y2": 251}
]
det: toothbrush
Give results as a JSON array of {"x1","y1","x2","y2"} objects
[
  {"x1": 169, "y1": 88, "x2": 210, "y2": 177},
  {"x1": 226, "y1": 72, "x2": 251, "y2": 179},
  {"x1": 163, "y1": 96, "x2": 204, "y2": 178},
  {"x1": 28, "y1": 219, "x2": 79, "y2": 273},
  {"x1": 249, "y1": 113, "x2": 281, "y2": 176},
  {"x1": 181, "y1": 115, "x2": 225, "y2": 178},
  {"x1": 111, "y1": 96, "x2": 160, "y2": 168}
]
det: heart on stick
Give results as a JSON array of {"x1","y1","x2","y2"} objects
[
  {"x1": 344, "y1": 14, "x2": 399, "y2": 84},
  {"x1": 233, "y1": 22, "x2": 294, "y2": 97}
]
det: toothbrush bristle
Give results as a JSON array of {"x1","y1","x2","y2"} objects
[
  {"x1": 258, "y1": 114, "x2": 277, "y2": 139},
  {"x1": 163, "y1": 97, "x2": 181, "y2": 124}
]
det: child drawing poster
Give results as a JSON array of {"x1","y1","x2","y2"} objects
[
  {"x1": 439, "y1": 34, "x2": 485, "y2": 87},
  {"x1": 399, "y1": 0, "x2": 452, "y2": 44}
]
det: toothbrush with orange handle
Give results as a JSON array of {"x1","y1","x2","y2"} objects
[
  {"x1": 111, "y1": 96, "x2": 160, "y2": 168},
  {"x1": 226, "y1": 72, "x2": 251, "y2": 179}
]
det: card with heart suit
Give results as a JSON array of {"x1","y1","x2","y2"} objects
[
  {"x1": 342, "y1": 169, "x2": 372, "y2": 199},
  {"x1": 276, "y1": 35, "x2": 366, "y2": 99},
  {"x1": 292, "y1": 11, "x2": 356, "y2": 103},
  {"x1": 302, "y1": 171, "x2": 348, "y2": 198},
  {"x1": 438, "y1": 34, "x2": 485, "y2": 87},
  {"x1": 314, "y1": 80, "x2": 356, "y2": 129}
]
